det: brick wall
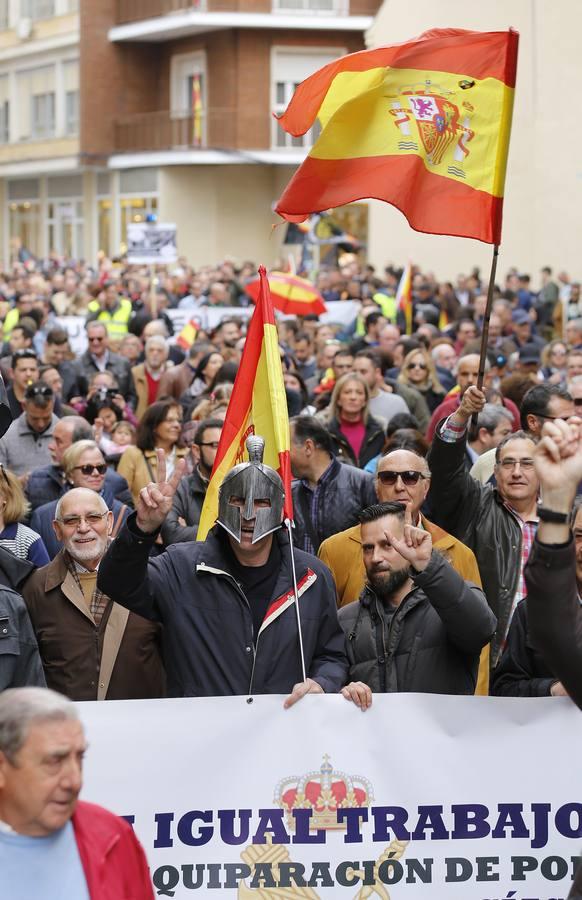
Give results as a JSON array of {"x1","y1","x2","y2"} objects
[
  {"x1": 82, "y1": 12, "x2": 367, "y2": 156},
  {"x1": 81, "y1": 1, "x2": 162, "y2": 157}
]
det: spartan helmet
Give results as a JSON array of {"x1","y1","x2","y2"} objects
[{"x1": 217, "y1": 435, "x2": 285, "y2": 544}]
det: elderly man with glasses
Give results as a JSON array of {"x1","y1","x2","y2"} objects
[
  {"x1": 22, "y1": 487, "x2": 164, "y2": 701},
  {"x1": 427, "y1": 384, "x2": 546, "y2": 671}
]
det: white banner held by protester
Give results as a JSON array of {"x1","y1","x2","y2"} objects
[
  {"x1": 79, "y1": 694, "x2": 582, "y2": 899},
  {"x1": 127, "y1": 223, "x2": 178, "y2": 265}
]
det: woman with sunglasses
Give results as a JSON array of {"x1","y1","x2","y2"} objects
[
  {"x1": 118, "y1": 399, "x2": 189, "y2": 506},
  {"x1": 540, "y1": 339, "x2": 568, "y2": 384},
  {"x1": 326, "y1": 373, "x2": 386, "y2": 469},
  {"x1": 0, "y1": 466, "x2": 49, "y2": 566},
  {"x1": 398, "y1": 348, "x2": 446, "y2": 413},
  {"x1": 29, "y1": 440, "x2": 130, "y2": 559}
]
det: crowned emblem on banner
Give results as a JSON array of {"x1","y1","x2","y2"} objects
[
  {"x1": 388, "y1": 80, "x2": 475, "y2": 177},
  {"x1": 274, "y1": 755, "x2": 373, "y2": 831}
]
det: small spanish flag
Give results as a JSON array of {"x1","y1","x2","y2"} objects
[
  {"x1": 176, "y1": 318, "x2": 199, "y2": 351},
  {"x1": 197, "y1": 266, "x2": 293, "y2": 540},
  {"x1": 275, "y1": 28, "x2": 518, "y2": 245},
  {"x1": 396, "y1": 262, "x2": 413, "y2": 335},
  {"x1": 192, "y1": 73, "x2": 203, "y2": 148}
]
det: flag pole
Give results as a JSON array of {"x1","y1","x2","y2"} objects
[
  {"x1": 472, "y1": 244, "x2": 500, "y2": 429},
  {"x1": 284, "y1": 517, "x2": 307, "y2": 683}
]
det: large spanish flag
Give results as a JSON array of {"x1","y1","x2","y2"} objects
[
  {"x1": 275, "y1": 28, "x2": 519, "y2": 245},
  {"x1": 197, "y1": 266, "x2": 293, "y2": 541}
]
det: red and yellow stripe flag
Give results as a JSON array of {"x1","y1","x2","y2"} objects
[
  {"x1": 396, "y1": 262, "x2": 413, "y2": 335},
  {"x1": 275, "y1": 28, "x2": 519, "y2": 245},
  {"x1": 197, "y1": 266, "x2": 293, "y2": 541}
]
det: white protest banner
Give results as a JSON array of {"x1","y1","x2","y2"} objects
[
  {"x1": 79, "y1": 694, "x2": 582, "y2": 899},
  {"x1": 127, "y1": 223, "x2": 178, "y2": 265},
  {"x1": 54, "y1": 315, "x2": 88, "y2": 355}
]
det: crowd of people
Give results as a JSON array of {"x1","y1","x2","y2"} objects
[{"x1": 1, "y1": 253, "x2": 582, "y2": 896}]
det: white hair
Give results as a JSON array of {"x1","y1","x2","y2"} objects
[
  {"x1": 0, "y1": 688, "x2": 79, "y2": 761},
  {"x1": 55, "y1": 487, "x2": 108, "y2": 522},
  {"x1": 145, "y1": 335, "x2": 168, "y2": 353}
]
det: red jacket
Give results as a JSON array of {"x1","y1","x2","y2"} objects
[
  {"x1": 72, "y1": 801, "x2": 154, "y2": 900},
  {"x1": 426, "y1": 394, "x2": 521, "y2": 441}
]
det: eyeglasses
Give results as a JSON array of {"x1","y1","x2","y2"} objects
[
  {"x1": 25, "y1": 384, "x2": 53, "y2": 399},
  {"x1": 73, "y1": 464, "x2": 107, "y2": 476},
  {"x1": 88, "y1": 336, "x2": 105, "y2": 343},
  {"x1": 407, "y1": 362, "x2": 428, "y2": 371},
  {"x1": 531, "y1": 413, "x2": 562, "y2": 422},
  {"x1": 497, "y1": 458, "x2": 535, "y2": 470},
  {"x1": 198, "y1": 441, "x2": 220, "y2": 449},
  {"x1": 57, "y1": 511, "x2": 109, "y2": 528},
  {"x1": 377, "y1": 470, "x2": 428, "y2": 486}
]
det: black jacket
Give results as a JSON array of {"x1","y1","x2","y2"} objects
[
  {"x1": 427, "y1": 425, "x2": 524, "y2": 666},
  {"x1": 491, "y1": 600, "x2": 556, "y2": 697},
  {"x1": 71, "y1": 350, "x2": 135, "y2": 405},
  {"x1": 338, "y1": 552, "x2": 495, "y2": 695},
  {"x1": 98, "y1": 517, "x2": 349, "y2": 697},
  {"x1": 160, "y1": 467, "x2": 207, "y2": 545},
  {"x1": 526, "y1": 536, "x2": 582, "y2": 710},
  {"x1": 291, "y1": 457, "x2": 377, "y2": 553},
  {"x1": 0, "y1": 587, "x2": 46, "y2": 691},
  {"x1": 327, "y1": 416, "x2": 385, "y2": 469}
]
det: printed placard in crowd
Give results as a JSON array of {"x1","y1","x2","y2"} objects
[
  {"x1": 127, "y1": 223, "x2": 178, "y2": 265},
  {"x1": 79, "y1": 694, "x2": 582, "y2": 899}
]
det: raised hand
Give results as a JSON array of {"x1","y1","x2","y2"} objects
[
  {"x1": 388, "y1": 523, "x2": 432, "y2": 573},
  {"x1": 535, "y1": 418, "x2": 582, "y2": 511},
  {"x1": 136, "y1": 449, "x2": 187, "y2": 534},
  {"x1": 456, "y1": 384, "x2": 487, "y2": 422}
]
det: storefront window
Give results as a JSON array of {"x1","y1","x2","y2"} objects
[
  {"x1": 9, "y1": 200, "x2": 41, "y2": 259},
  {"x1": 97, "y1": 198, "x2": 111, "y2": 257},
  {"x1": 119, "y1": 195, "x2": 158, "y2": 253},
  {"x1": 46, "y1": 198, "x2": 83, "y2": 259}
]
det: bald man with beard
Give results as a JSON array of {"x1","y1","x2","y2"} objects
[{"x1": 22, "y1": 488, "x2": 164, "y2": 701}]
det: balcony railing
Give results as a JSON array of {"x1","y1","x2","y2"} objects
[
  {"x1": 113, "y1": 109, "x2": 238, "y2": 153},
  {"x1": 115, "y1": 0, "x2": 351, "y2": 23},
  {"x1": 115, "y1": 0, "x2": 269, "y2": 24}
]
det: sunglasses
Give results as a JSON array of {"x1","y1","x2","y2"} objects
[
  {"x1": 25, "y1": 384, "x2": 53, "y2": 399},
  {"x1": 407, "y1": 362, "x2": 428, "y2": 371},
  {"x1": 73, "y1": 464, "x2": 107, "y2": 476},
  {"x1": 573, "y1": 398, "x2": 582, "y2": 407},
  {"x1": 377, "y1": 470, "x2": 428, "y2": 486},
  {"x1": 12, "y1": 349, "x2": 38, "y2": 359},
  {"x1": 88, "y1": 336, "x2": 105, "y2": 343}
]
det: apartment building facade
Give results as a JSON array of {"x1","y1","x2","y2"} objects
[
  {"x1": 0, "y1": 0, "x2": 80, "y2": 264},
  {"x1": 77, "y1": 0, "x2": 380, "y2": 266}
]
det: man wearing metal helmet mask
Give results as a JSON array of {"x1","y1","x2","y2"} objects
[{"x1": 97, "y1": 435, "x2": 348, "y2": 705}]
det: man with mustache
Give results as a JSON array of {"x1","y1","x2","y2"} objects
[{"x1": 22, "y1": 488, "x2": 164, "y2": 701}]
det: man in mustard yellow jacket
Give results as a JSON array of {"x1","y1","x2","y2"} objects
[{"x1": 318, "y1": 447, "x2": 489, "y2": 694}]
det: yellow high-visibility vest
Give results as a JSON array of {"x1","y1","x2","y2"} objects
[{"x1": 87, "y1": 298, "x2": 132, "y2": 339}]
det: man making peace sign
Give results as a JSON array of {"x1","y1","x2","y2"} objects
[{"x1": 97, "y1": 435, "x2": 347, "y2": 706}]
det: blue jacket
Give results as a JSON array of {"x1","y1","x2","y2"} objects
[
  {"x1": 26, "y1": 465, "x2": 133, "y2": 512},
  {"x1": 98, "y1": 517, "x2": 348, "y2": 697},
  {"x1": 31, "y1": 496, "x2": 131, "y2": 560}
]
